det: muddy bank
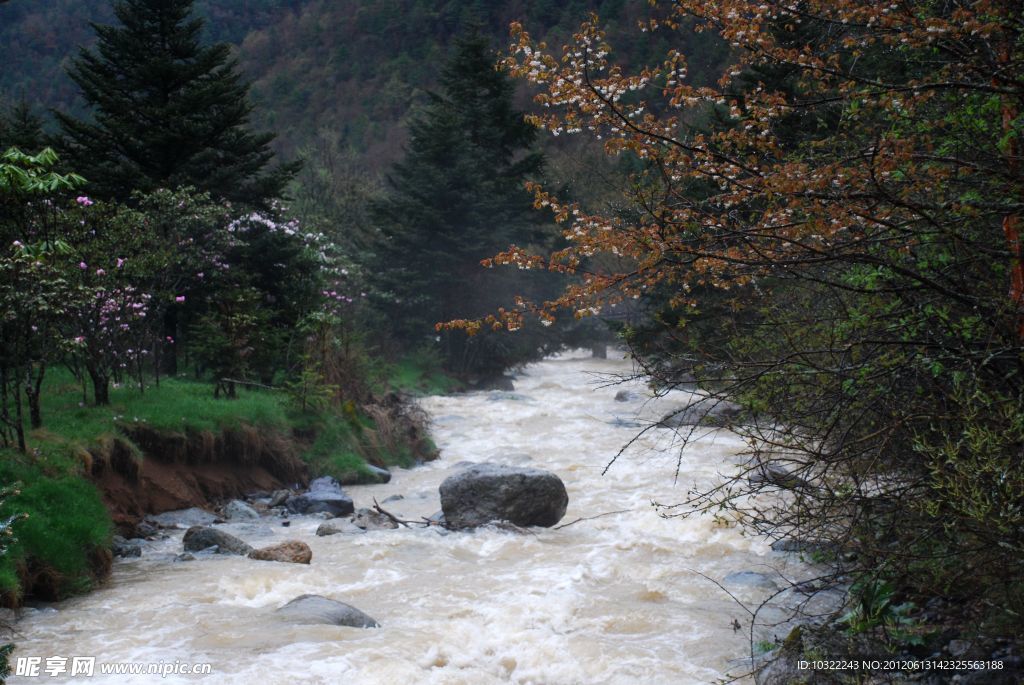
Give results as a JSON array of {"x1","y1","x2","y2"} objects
[{"x1": 88, "y1": 424, "x2": 308, "y2": 535}]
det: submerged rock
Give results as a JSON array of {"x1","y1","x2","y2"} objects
[
  {"x1": 723, "y1": 570, "x2": 780, "y2": 590},
  {"x1": 268, "y1": 489, "x2": 291, "y2": 508},
  {"x1": 146, "y1": 507, "x2": 218, "y2": 529},
  {"x1": 613, "y1": 389, "x2": 641, "y2": 402},
  {"x1": 275, "y1": 594, "x2": 378, "y2": 628},
  {"x1": 182, "y1": 526, "x2": 253, "y2": 555},
  {"x1": 112, "y1": 535, "x2": 142, "y2": 558},
  {"x1": 439, "y1": 463, "x2": 568, "y2": 529},
  {"x1": 352, "y1": 507, "x2": 399, "y2": 531},
  {"x1": 316, "y1": 521, "x2": 365, "y2": 537},
  {"x1": 285, "y1": 477, "x2": 354, "y2": 517},
  {"x1": 224, "y1": 499, "x2": 260, "y2": 521},
  {"x1": 659, "y1": 399, "x2": 743, "y2": 428},
  {"x1": 134, "y1": 521, "x2": 158, "y2": 538},
  {"x1": 364, "y1": 464, "x2": 392, "y2": 484},
  {"x1": 426, "y1": 510, "x2": 446, "y2": 526},
  {"x1": 248, "y1": 540, "x2": 312, "y2": 564}
]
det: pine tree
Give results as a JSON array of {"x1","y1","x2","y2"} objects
[
  {"x1": 0, "y1": 102, "x2": 44, "y2": 153},
  {"x1": 373, "y1": 28, "x2": 547, "y2": 373},
  {"x1": 55, "y1": 0, "x2": 295, "y2": 206}
]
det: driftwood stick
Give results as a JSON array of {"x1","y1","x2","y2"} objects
[
  {"x1": 372, "y1": 498, "x2": 421, "y2": 528},
  {"x1": 553, "y1": 509, "x2": 631, "y2": 530}
]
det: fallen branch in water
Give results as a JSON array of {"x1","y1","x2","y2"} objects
[
  {"x1": 371, "y1": 498, "x2": 422, "y2": 528},
  {"x1": 554, "y1": 509, "x2": 630, "y2": 530}
]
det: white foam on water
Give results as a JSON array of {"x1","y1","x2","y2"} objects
[{"x1": 9, "y1": 349, "x2": 807, "y2": 684}]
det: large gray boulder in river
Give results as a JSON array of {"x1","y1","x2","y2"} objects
[
  {"x1": 285, "y1": 476, "x2": 355, "y2": 517},
  {"x1": 182, "y1": 526, "x2": 253, "y2": 555},
  {"x1": 275, "y1": 595, "x2": 379, "y2": 628},
  {"x1": 439, "y1": 463, "x2": 569, "y2": 529}
]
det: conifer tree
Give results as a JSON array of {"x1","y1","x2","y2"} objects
[
  {"x1": 56, "y1": 0, "x2": 295, "y2": 206},
  {"x1": 0, "y1": 102, "x2": 44, "y2": 153},
  {"x1": 373, "y1": 28, "x2": 547, "y2": 373}
]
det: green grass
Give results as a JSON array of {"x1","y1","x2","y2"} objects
[
  {"x1": 2, "y1": 365, "x2": 435, "y2": 601},
  {"x1": 33, "y1": 370, "x2": 290, "y2": 461},
  {"x1": 300, "y1": 418, "x2": 374, "y2": 482},
  {"x1": 0, "y1": 458, "x2": 111, "y2": 599},
  {"x1": 380, "y1": 350, "x2": 461, "y2": 396}
]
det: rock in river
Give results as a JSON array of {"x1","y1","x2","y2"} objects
[
  {"x1": 224, "y1": 499, "x2": 259, "y2": 521},
  {"x1": 316, "y1": 520, "x2": 365, "y2": 537},
  {"x1": 248, "y1": 540, "x2": 312, "y2": 564},
  {"x1": 182, "y1": 526, "x2": 254, "y2": 555},
  {"x1": 352, "y1": 507, "x2": 399, "y2": 531},
  {"x1": 146, "y1": 507, "x2": 218, "y2": 529},
  {"x1": 285, "y1": 477, "x2": 354, "y2": 517},
  {"x1": 439, "y1": 463, "x2": 568, "y2": 529},
  {"x1": 275, "y1": 594, "x2": 378, "y2": 628}
]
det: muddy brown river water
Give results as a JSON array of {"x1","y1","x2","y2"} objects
[{"x1": 9, "y1": 350, "x2": 807, "y2": 684}]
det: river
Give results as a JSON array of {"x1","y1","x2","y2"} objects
[{"x1": 8, "y1": 350, "x2": 806, "y2": 684}]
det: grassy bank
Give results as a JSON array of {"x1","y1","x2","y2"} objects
[{"x1": 0, "y1": 361, "x2": 445, "y2": 604}]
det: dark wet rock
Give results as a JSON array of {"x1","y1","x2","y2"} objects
[
  {"x1": 352, "y1": 507, "x2": 399, "y2": 531},
  {"x1": 614, "y1": 389, "x2": 641, "y2": 402},
  {"x1": 275, "y1": 594, "x2": 378, "y2": 628},
  {"x1": 268, "y1": 490, "x2": 291, "y2": 508},
  {"x1": 675, "y1": 373, "x2": 698, "y2": 390},
  {"x1": 486, "y1": 392, "x2": 531, "y2": 402},
  {"x1": 112, "y1": 535, "x2": 142, "y2": 558},
  {"x1": 769, "y1": 538, "x2": 806, "y2": 553},
  {"x1": 439, "y1": 463, "x2": 568, "y2": 529},
  {"x1": 174, "y1": 553, "x2": 195, "y2": 562},
  {"x1": 382, "y1": 494, "x2": 404, "y2": 503},
  {"x1": 248, "y1": 540, "x2": 312, "y2": 564},
  {"x1": 364, "y1": 464, "x2": 392, "y2": 484},
  {"x1": 225, "y1": 499, "x2": 260, "y2": 521},
  {"x1": 182, "y1": 526, "x2": 253, "y2": 555},
  {"x1": 146, "y1": 507, "x2": 217, "y2": 529},
  {"x1": 724, "y1": 570, "x2": 780, "y2": 590},
  {"x1": 134, "y1": 521, "x2": 158, "y2": 538},
  {"x1": 749, "y1": 463, "x2": 815, "y2": 491},
  {"x1": 286, "y1": 477, "x2": 354, "y2": 517},
  {"x1": 659, "y1": 399, "x2": 743, "y2": 428},
  {"x1": 426, "y1": 510, "x2": 446, "y2": 526}
]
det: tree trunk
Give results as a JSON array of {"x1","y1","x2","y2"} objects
[
  {"x1": 0, "y1": 365, "x2": 11, "y2": 449},
  {"x1": 88, "y1": 366, "x2": 110, "y2": 406},
  {"x1": 25, "y1": 363, "x2": 45, "y2": 429},
  {"x1": 13, "y1": 377, "x2": 25, "y2": 453},
  {"x1": 162, "y1": 307, "x2": 178, "y2": 376}
]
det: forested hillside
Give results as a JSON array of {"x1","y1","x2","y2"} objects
[
  {"x1": 0, "y1": 0, "x2": 726, "y2": 171},
  {"x1": 0, "y1": 1, "x2": 297, "y2": 118}
]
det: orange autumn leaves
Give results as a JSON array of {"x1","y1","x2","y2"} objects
[{"x1": 440, "y1": 0, "x2": 1023, "y2": 334}]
